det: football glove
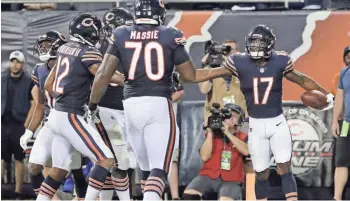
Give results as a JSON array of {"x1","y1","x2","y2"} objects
[
  {"x1": 87, "y1": 103, "x2": 101, "y2": 124},
  {"x1": 20, "y1": 129, "x2": 34, "y2": 150},
  {"x1": 321, "y1": 93, "x2": 335, "y2": 111}
]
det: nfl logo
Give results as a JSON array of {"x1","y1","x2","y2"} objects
[{"x1": 260, "y1": 68, "x2": 265, "y2": 73}]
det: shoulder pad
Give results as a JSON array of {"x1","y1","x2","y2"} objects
[
  {"x1": 84, "y1": 46, "x2": 102, "y2": 57},
  {"x1": 169, "y1": 27, "x2": 186, "y2": 45},
  {"x1": 275, "y1": 50, "x2": 290, "y2": 57},
  {"x1": 231, "y1": 52, "x2": 245, "y2": 59},
  {"x1": 34, "y1": 63, "x2": 45, "y2": 67}
]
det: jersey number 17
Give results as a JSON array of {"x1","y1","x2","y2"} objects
[{"x1": 253, "y1": 77, "x2": 274, "y2": 105}]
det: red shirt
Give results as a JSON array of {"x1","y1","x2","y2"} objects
[{"x1": 199, "y1": 131, "x2": 247, "y2": 183}]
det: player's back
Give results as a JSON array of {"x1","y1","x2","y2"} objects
[
  {"x1": 232, "y1": 51, "x2": 290, "y2": 118},
  {"x1": 113, "y1": 24, "x2": 183, "y2": 100},
  {"x1": 54, "y1": 42, "x2": 101, "y2": 116}
]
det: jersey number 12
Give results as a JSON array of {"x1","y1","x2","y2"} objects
[
  {"x1": 53, "y1": 56, "x2": 70, "y2": 94},
  {"x1": 125, "y1": 41, "x2": 165, "y2": 81}
]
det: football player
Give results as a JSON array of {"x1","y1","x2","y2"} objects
[
  {"x1": 88, "y1": 0, "x2": 197, "y2": 200},
  {"x1": 18, "y1": 31, "x2": 81, "y2": 199},
  {"x1": 35, "y1": 13, "x2": 124, "y2": 201},
  {"x1": 191, "y1": 24, "x2": 334, "y2": 200},
  {"x1": 90, "y1": 7, "x2": 135, "y2": 201}
]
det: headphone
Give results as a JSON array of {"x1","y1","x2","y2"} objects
[{"x1": 224, "y1": 103, "x2": 245, "y2": 126}]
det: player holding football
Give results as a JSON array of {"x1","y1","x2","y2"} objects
[
  {"x1": 88, "y1": 0, "x2": 197, "y2": 200},
  {"x1": 35, "y1": 13, "x2": 124, "y2": 201},
  {"x1": 191, "y1": 24, "x2": 334, "y2": 200}
]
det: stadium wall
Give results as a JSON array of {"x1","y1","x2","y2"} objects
[
  {"x1": 2, "y1": 10, "x2": 349, "y2": 199},
  {"x1": 2, "y1": 10, "x2": 350, "y2": 101}
]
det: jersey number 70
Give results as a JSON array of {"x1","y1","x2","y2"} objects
[{"x1": 125, "y1": 41, "x2": 165, "y2": 81}]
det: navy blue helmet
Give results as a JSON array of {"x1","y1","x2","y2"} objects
[
  {"x1": 245, "y1": 24, "x2": 276, "y2": 60},
  {"x1": 103, "y1": 7, "x2": 134, "y2": 36},
  {"x1": 34, "y1": 30, "x2": 67, "y2": 62},
  {"x1": 134, "y1": 0, "x2": 166, "y2": 25},
  {"x1": 69, "y1": 13, "x2": 103, "y2": 47}
]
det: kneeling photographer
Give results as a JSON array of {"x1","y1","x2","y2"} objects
[
  {"x1": 199, "y1": 40, "x2": 247, "y2": 126},
  {"x1": 183, "y1": 103, "x2": 248, "y2": 201}
]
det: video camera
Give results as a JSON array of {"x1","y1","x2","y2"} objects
[
  {"x1": 205, "y1": 103, "x2": 232, "y2": 132},
  {"x1": 204, "y1": 40, "x2": 232, "y2": 67}
]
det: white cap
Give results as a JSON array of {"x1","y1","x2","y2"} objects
[{"x1": 9, "y1": 51, "x2": 25, "y2": 63}]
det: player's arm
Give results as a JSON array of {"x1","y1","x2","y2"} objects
[
  {"x1": 24, "y1": 99, "x2": 35, "y2": 128},
  {"x1": 83, "y1": 48, "x2": 124, "y2": 85},
  {"x1": 193, "y1": 67, "x2": 232, "y2": 83},
  {"x1": 88, "y1": 63, "x2": 125, "y2": 85},
  {"x1": 280, "y1": 54, "x2": 330, "y2": 95},
  {"x1": 24, "y1": 70, "x2": 39, "y2": 128},
  {"x1": 27, "y1": 85, "x2": 45, "y2": 132},
  {"x1": 44, "y1": 65, "x2": 57, "y2": 96},
  {"x1": 193, "y1": 56, "x2": 236, "y2": 83},
  {"x1": 89, "y1": 45, "x2": 123, "y2": 107},
  {"x1": 171, "y1": 32, "x2": 196, "y2": 83},
  {"x1": 284, "y1": 70, "x2": 330, "y2": 95}
]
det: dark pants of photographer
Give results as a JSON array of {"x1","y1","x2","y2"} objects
[
  {"x1": 185, "y1": 175, "x2": 242, "y2": 200},
  {"x1": 335, "y1": 120, "x2": 350, "y2": 167}
]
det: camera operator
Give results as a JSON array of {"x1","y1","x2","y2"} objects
[
  {"x1": 199, "y1": 40, "x2": 247, "y2": 126},
  {"x1": 182, "y1": 103, "x2": 248, "y2": 201}
]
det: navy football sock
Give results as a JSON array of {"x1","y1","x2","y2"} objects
[
  {"x1": 255, "y1": 179, "x2": 269, "y2": 200},
  {"x1": 72, "y1": 168, "x2": 88, "y2": 199},
  {"x1": 30, "y1": 173, "x2": 45, "y2": 195},
  {"x1": 37, "y1": 176, "x2": 62, "y2": 200},
  {"x1": 141, "y1": 170, "x2": 150, "y2": 193},
  {"x1": 281, "y1": 172, "x2": 298, "y2": 200},
  {"x1": 85, "y1": 165, "x2": 110, "y2": 200}
]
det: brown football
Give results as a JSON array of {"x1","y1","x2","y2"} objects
[{"x1": 301, "y1": 90, "x2": 327, "y2": 110}]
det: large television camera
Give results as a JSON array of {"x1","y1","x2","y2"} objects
[
  {"x1": 205, "y1": 103, "x2": 232, "y2": 132},
  {"x1": 204, "y1": 40, "x2": 232, "y2": 67}
]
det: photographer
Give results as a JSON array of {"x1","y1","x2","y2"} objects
[
  {"x1": 182, "y1": 103, "x2": 248, "y2": 201},
  {"x1": 199, "y1": 40, "x2": 247, "y2": 126}
]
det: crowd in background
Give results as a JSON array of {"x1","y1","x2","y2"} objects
[{"x1": 1, "y1": 0, "x2": 350, "y2": 12}]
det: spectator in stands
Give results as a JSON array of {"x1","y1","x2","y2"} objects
[
  {"x1": 199, "y1": 40, "x2": 247, "y2": 126},
  {"x1": 332, "y1": 47, "x2": 350, "y2": 95},
  {"x1": 1, "y1": 51, "x2": 34, "y2": 198},
  {"x1": 182, "y1": 103, "x2": 248, "y2": 200},
  {"x1": 23, "y1": 3, "x2": 56, "y2": 10},
  {"x1": 332, "y1": 45, "x2": 350, "y2": 201},
  {"x1": 169, "y1": 71, "x2": 185, "y2": 200}
]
